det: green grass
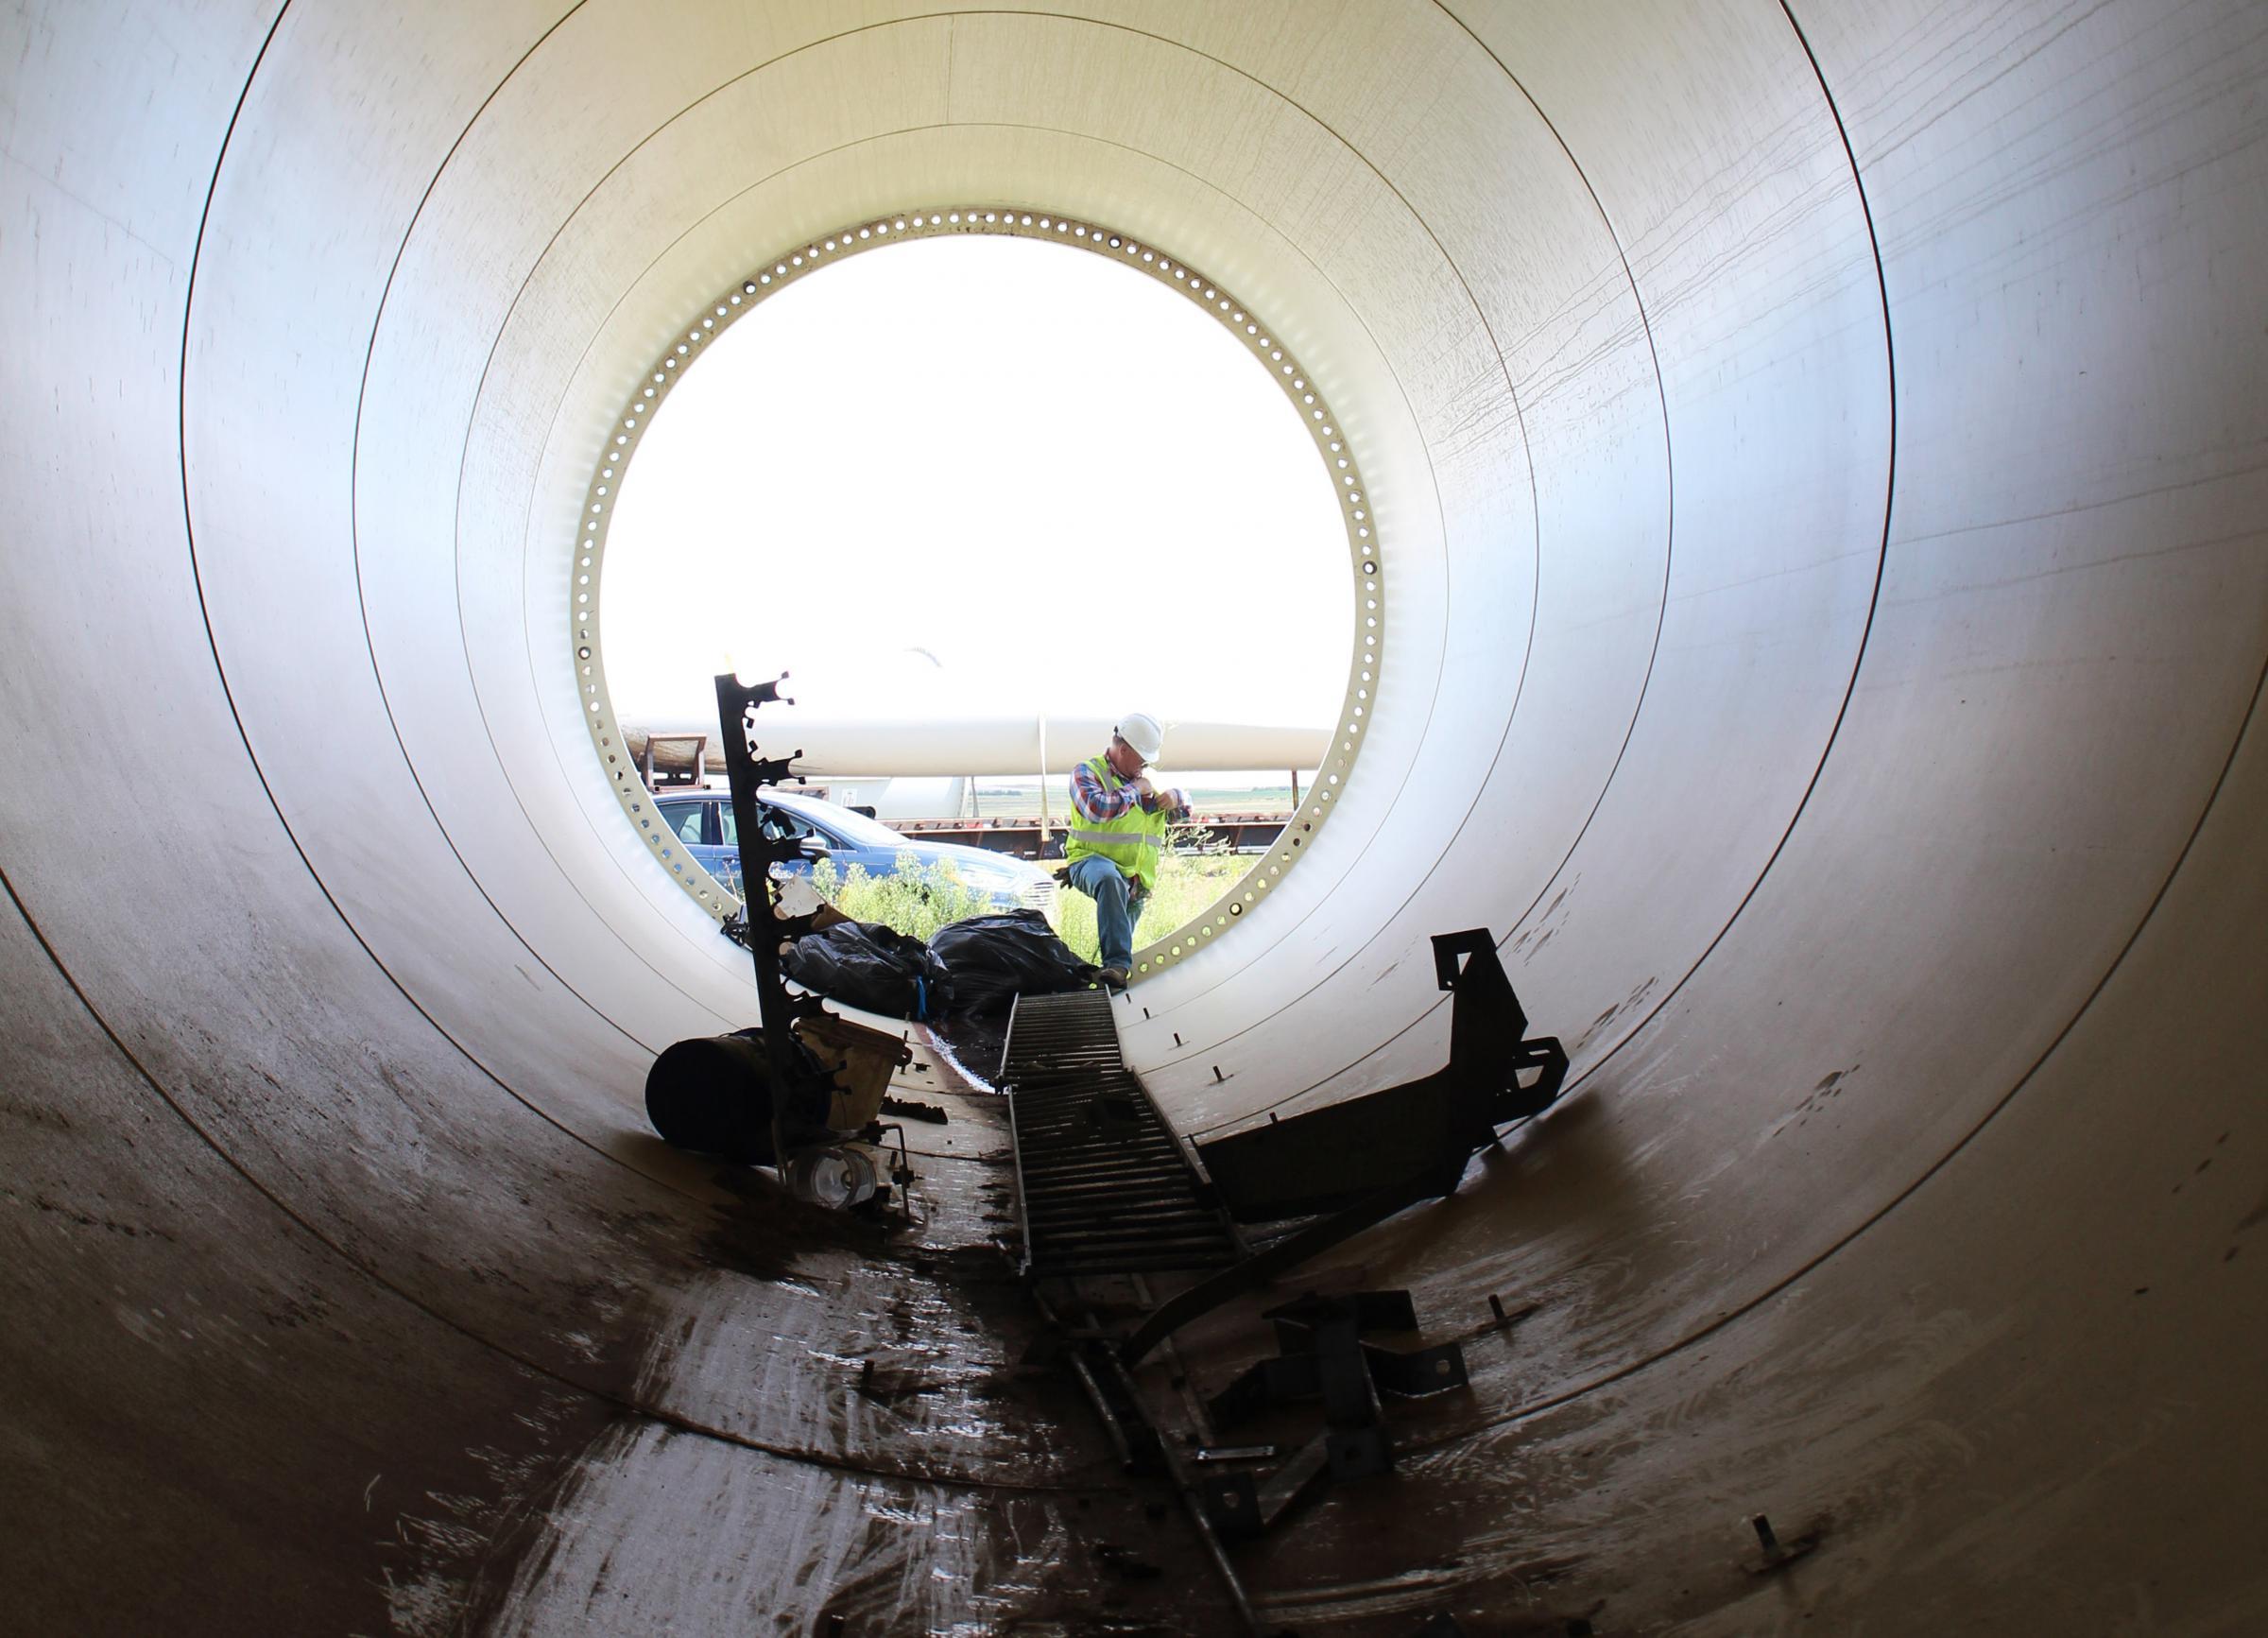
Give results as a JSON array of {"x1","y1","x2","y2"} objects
[
  {"x1": 1052, "y1": 836, "x2": 1255, "y2": 968},
  {"x1": 808, "y1": 853, "x2": 1002, "y2": 944}
]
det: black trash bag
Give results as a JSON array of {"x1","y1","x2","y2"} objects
[
  {"x1": 928, "y1": 909, "x2": 1098, "y2": 1016},
  {"x1": 782, "y1": 920, "x2": 949, "y2": 1019}
]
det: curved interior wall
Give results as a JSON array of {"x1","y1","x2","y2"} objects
[{"x1": 3, "y1": 2, "x2": 2262, "y2": 1633}]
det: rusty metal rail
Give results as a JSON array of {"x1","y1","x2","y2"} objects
[{"x1": 1000, "y1": 990, "x2": 1241, "y2": 1280}]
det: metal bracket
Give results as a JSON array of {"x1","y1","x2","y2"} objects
[
  {"x1": 1204, "y1": 1434, "x2": 1331, "y2": 1540},
  {"x1": 1196, "y1": 930, "x2": 1566, "y2": 1226},
  {"x1": 870, "y1": 1120, "x2": 917, "y2": 1197},
  {"x1": 1199, "y1": 1290, "x2": 1468, "y2": 1539},
  {"x1": 1122, "y1": 932, "x2": 1566, "y2": 1366},
  {"x1": 638, "y1": 730, "x2": 711, "y2": 789}
]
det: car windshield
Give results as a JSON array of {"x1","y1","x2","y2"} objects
[{"x1": 765, "y1": 790, "x2": 910, "y2": 851}]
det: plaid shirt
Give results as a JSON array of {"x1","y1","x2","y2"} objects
[{"x1": 1072, "y1": 757, "x2": 1186, "y2": 822}]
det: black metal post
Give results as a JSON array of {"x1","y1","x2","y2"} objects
[{"x1": 713, "y1": 670, "x2": 830, "y2": 1164}]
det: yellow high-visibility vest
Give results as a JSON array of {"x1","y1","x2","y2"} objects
[{"x1": 1063, "y1": 752, "x2": 1169, "y2": 890}]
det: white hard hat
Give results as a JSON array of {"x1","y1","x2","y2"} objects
[{"x1": 1116, "y1": 712, "x2": 1164, "y2": 763}]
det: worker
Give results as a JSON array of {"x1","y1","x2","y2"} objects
[{"x1": 1064, "y1": 713, "x2": 1189, "y2": 990}]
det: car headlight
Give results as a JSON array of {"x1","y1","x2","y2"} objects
[{"x1": 1019, "y1": 878, "x2": 1060, "y2": 922}]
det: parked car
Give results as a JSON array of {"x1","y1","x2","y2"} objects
[{"x1": 652, "y1": 785, "x2": 1059, "y2": 924}]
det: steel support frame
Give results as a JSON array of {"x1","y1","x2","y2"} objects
[{"x1": 1124, "y1": 931, "x2": 1566, "y2": 1365}]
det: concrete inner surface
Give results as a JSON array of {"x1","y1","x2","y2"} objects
[{"x1": 5, "y1": 2, "x2": 2263, "y2": 1633}]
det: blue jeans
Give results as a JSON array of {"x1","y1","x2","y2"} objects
[{"x1": 1067, "y1": 854, "x2": 1146, "y2": 973}]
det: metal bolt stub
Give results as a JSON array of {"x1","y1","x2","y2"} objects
[
  {"x1": 1486, "y1": 1293, "x2": 1539, "y2": 1332},
  {"x1": 1746, "y1": 1511, "x2": 1823, "y2": 1575}
]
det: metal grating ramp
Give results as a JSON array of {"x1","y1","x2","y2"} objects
[{"x1": 1001, "y1": 990, "x2": 1242, "y2": 1280}]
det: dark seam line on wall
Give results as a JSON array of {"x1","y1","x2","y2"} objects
[
  {"x1": 0, "y1": 855, "x2": 1085, "y2": 1499},
  {"x1": 1520, "y1": 1, "x2": 1902, "y2": 1118},
  {"x1": 1272, "y1": 0, "x2": 2258, "y2": 1457},
  {"x1": 1185, "y1": 0, "x2": 1906, "y2": 1125},
  {"x1": 172, "y1": 7, "x2": 701, "y2": 1197},
  {"x1": 333, "y1": 6, "x2": 766, "y2": 1061},
  {"x1": 150, "y1": 9, "x2": 1034, "y2": 1483},
  {"x1": 326, "y1": 1, "x2": 734, "y2": 1060},
  {"x1": 335, "y1": 0, "x2": 713, "y2": 1069},
  {"x1": 1441, "y1": 0, "x2": 2268, "y2": 1449},
  {"x1": 1399, "y1": 0, "x2": 2008, "y2": 1447},
  {"x1": 1422, "y1": 648, "x2": 2268, "y2": 1453},
  {"x1": 404, "y1": 25, "x2": 974, "y2": 1023},
  {"x1": 1165, "y1": 2, "x2": 1687, "y2": 1115},
  {"x1": 482, "y1": 10, "x2": 1467, "y2": 990},
  {"x1": 1169, "y1": 0, "x2": 1916, "y2": 1438},
  {"x1": 1435, "y1": 2, "x2": 1676, "y2": 982}
]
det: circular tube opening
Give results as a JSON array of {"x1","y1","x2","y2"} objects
[{"x1": 576, "y1": 209, "x2": 1383, "y2": 977}]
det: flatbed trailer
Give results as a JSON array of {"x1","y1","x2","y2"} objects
[{"x1": 890, "y1": 812, "x2": 1289, "y2": 860}]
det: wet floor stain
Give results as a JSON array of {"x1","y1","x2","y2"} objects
[
  {"x1": 487, "y1": 1217, "x2": 1231, "y2": 1633},
  {"x1": 927, "y1": 1011, "x2": 1011, "y2": 1092}
]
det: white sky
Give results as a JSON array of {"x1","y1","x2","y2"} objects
[{"x1": 599, "y1": 233, "x2": 1352, "y2": 729}]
